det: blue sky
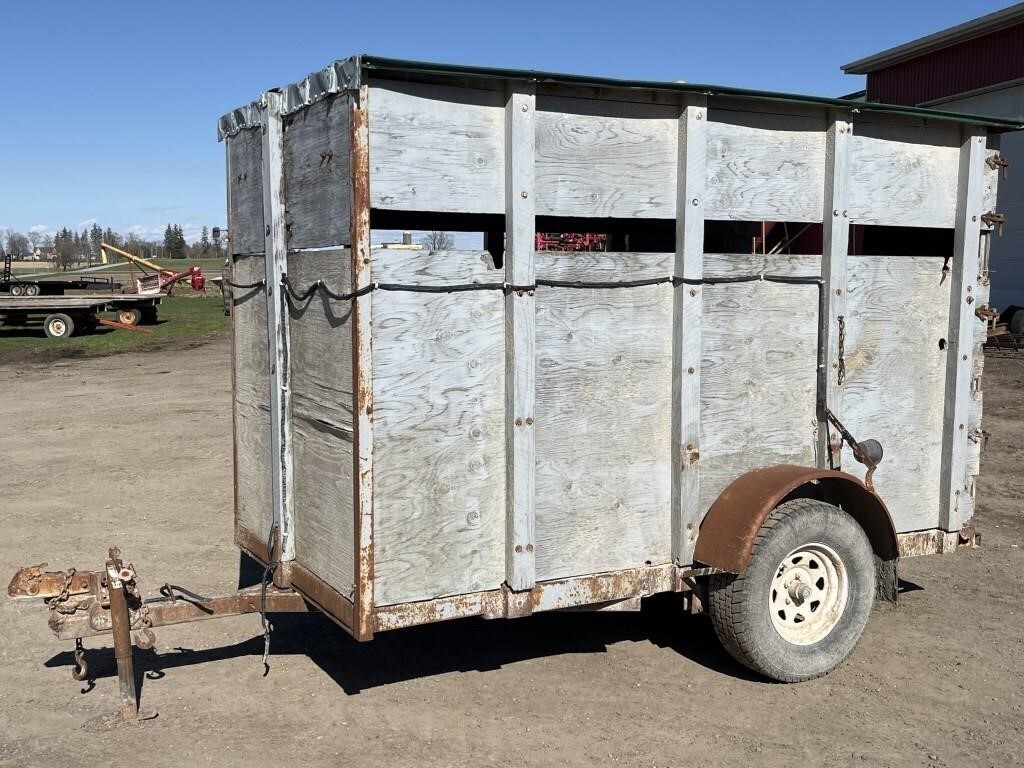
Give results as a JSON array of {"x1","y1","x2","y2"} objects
[{"x1": 0, "y1": 0, "x2": 1009, "y2": 243}]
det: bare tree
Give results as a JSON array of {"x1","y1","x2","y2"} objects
[
  {"x1": 421, "y1": 231, "x2": 455, "y2": 251},
  {"x1": 5, "y1": 231, "x2": 30, "y2": 260},
  {"x1": 26, "y1": 228, "x2": 43, "y2": 253}
]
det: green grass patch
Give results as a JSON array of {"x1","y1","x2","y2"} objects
[{"x1": 0, "y1": 295, "x2": 229, "y2": 361}]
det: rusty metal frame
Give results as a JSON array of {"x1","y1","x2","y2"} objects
[
  {"x1": 692, "y1": 464, "x2": 899, "y2": 574},
  {"x1": 350, "y1": 82, "x2": 375, "y2": 642}
]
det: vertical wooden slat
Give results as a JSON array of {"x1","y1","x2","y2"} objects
[
  {"x1": 820, "y1": 112, "x2": 853, "y2": 468},
  {"x1": 940, "y1": 128, "x2": 987, "y2": 532},
  {"x1": 261, "y1": 90, "x2": 294, "y2": 567},
  {"x1": 351, "y1": 83, "x2": 376, "y2": 640},
  {"x1": 671, "y1": 95, "x2": 706, "y2": 566},
  {"x1": 504, "y1": 82, "x2": 537, "y2": 591}
]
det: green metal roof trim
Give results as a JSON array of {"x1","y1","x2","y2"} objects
[{"x1": 218, "y1": 54, "x2": 1023, "y2": 139}]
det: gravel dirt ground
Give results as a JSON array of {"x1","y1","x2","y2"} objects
[{"x1": 1, "y1": 339, "x2": 1022, "y2": 767}]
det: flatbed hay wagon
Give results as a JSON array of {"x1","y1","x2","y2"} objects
[
  {"x1": 0, "y1": 293, "x2": 162, "y2": 338},
  {"x1": 8, "y1": 56, "x2": 1020, "y2": 719}
]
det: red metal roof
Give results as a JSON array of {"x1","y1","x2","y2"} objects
[{"x1": 865, "y1": 23, "x2": 1024, "y2": 105}]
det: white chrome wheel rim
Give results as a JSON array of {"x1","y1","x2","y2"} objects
[
  {"x1": 769, "y1": 542, "x2": 848, "y2": 645},
  {"x1": 50, "y1": 319, "x2": 66, "y2": 336}
]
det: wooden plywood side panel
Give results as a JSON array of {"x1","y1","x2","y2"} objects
[
  {"x1": 371, "y1": 250, "x2": 506, "y2": 606},
  {"x1": 232, "y1": 253, "x2": 272, "y2": 543},
  {"x1": 705, "y1": 110, "x2": 826, "y2": 223},
  {"x1": 535, "y1": 97, "x2": 677, "y2": 218},
  {"x1": 291, "y1": 416, "x2": 354, "y2": 595},
  {"x1": 286, "y1": 248, "x2": 355, "y2": 595},
  {"x1": 842, "y1": 255, "x2": 951, "y2": 532},
  {"x1": 368, "y1": 81, "x2": 505, "y2": 213},
  {"x1": 283, "y1": 95, "x2": 353, "y2": 249},
  {"x1": 702, "y1": 252, "x2": 822, "y2": 279},
  {"x1": 848, "y1": 124, "x2": 960, "y2": 228},
  {"x1": 286, "y1": 248, "x2": 354, "y2": 430},
  {"x1": 699, "y1": 283, "x2": 819, "y2": 513},
  {"x1": 535, "y1": 252, "x2": 674, "y2": 581},
  {"x1": 227, "y1": 128, "x2": 265, "y2": 255}
]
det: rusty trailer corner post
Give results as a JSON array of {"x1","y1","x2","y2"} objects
[{"x1": 350, "y1": 82, "x2": 375, "y2": 641}]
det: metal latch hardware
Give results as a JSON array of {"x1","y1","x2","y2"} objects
[
  {"x1": 986, "y1": 153, "x2": 1010, "y2": 179},
  {"x1": 981, "y1": 211, "x2": 1006, "y2": 236}
]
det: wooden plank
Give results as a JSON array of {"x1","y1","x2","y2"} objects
[
  {"x1": 291, "y1": 415, "x2": 355, "y2": 596},
  {"x1": 505, "y1": 82, "x2": 537, "y2": 592},
  {"x1": 231, "y1": 254, "x2": 272, "y2": 546},
  {"x1": 286, "y1": 248, "x2": 355, "y2": 596},
  {"x1": 940, "y1": 129, "x2": 987, "y2": 532},
  {"x1": 699, "y1": 282, "x2": 820, "y2": 514},
  {"x1": 368, "y1": 80, "x2": 505, "y2": 213},
  {"x1": 702, "y1": 252, "x2": 821, "y2": 278},
  {"x1": 821, "y1": 113, "x2": 853, "y2": 468},
  {"x1": 672, "y1": 96, "x2": 707, "y2": 566},
  {"x1": 226, "y1": 127, "x2": 265, "y2": 255},
  {"x1": 261, "y1": 91, "x2": 294, "y2": 563},
  {"x1": 350, "y1": 85, "x2": 375, "y2": 638},
  {"x1": 981, "y1": 147, "x2": 1001, "y2": 229},
  {"x1": 371, "y1": 247, "x2": 499, "y2": 284},
  {"x1": 535, "y1": 96, "x2": 677, "y2": 218},
  {"x1": 848, "y1": 123, "x2": 961, "y2": 228},
  {"x1": 842, "y1": 256, "x2": 951, "y2": 532},
  {"x1": 286, "y1": 248, "x2": 354, "y2": 430},
  {"x1": 370, "y1": 251, "x2": 506, "y2": 606},
  {"x1": 534, "y1": 276, "x2": 674, "y2": 581},
  {"x1": 704, "y1": 109, "x2": 826, "y2": 223},
  {"x1": 283, "y1": 94, "x2": 353, "y2": 249},
  {"x1": 536, "y1": 251, "x2": 673, "y2": 281}
]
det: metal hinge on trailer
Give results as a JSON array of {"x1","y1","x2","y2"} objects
[
  {"x1": 981, "y1": 211, "x2": 1006, "y2": 236},
  {"x1": 986, "y1": 153, "x2": 1010, "y2": 179}
]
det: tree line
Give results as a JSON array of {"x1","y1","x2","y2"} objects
[{"x1": 0, "y1": 223, "x2": 224, "y2": 270}]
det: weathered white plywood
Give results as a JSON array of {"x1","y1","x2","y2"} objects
[
  {"x1": 699, "y1": 281, "x2": 820, "y2": 514},
  {"x1": 286, "y1": 248, "x2": 354, "y2": 595},
  {"x1": 368, "y1": 81, "x2": 505, "y2": 213},
  {"x1": 231, "y1": 254, "x2": 272, "y2": 544},
  {"x1": 940, "y1": 130, "x2": 987, "y2": 531},
  {"x1": 705, "y1": 110, "x2": 826, "y2": 223},
  {"x1": 673, "y1": 98, "x2": 707, "y2": 565},
  {"x1": 226, "y1": 128, "x2": 265, "y2": 255},
  {"x1": 283, "y1": 94, "x2": 352, "y2": 249},
  {"x1": 842, "y1": 256, "x2": 951, "y2": 532},
  {"x1": 535, "y1": 96, "x2": 677, "y2": 218},
  {"x1": 535, "y1": 258, "x2": 674, "y2": 581},
  {"x1": 505, "y1": 84, "x2": 537, "y2": 591},
  {"x1": 702, "y1": 252, "x2": 821, "y2": 278},
  {"x1": 848, "y1": 123, "x2": 961, "y2": 228},
  {"x1": 981, "y1": 148, "x2": 1001, "y2": 230},
  {"x1": 371, "y1": 250, "x2": 506, "y2": 606}
]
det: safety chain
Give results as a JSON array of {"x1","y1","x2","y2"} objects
[{"x1": 837, "y1": 315, "x2": 846, "y2": 386}]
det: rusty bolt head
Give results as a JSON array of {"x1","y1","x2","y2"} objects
[
  {"x1": 686, "y1": 443, "x2": 694, "y2": 451},
  {"x1": 972, "y1": 215, "x2": 978, "y2": 222},
  {"x1": 962, "y1": 354, "x2": 968, "y2": 361},
  {"x1": 686, "y1": 522, "x2": 694, "y2": 530},
  {"x1": 959, "y1": 423, "x2": 965, "y2": 430},
  {"x1": 526, "y1": 544, "x2": 534, "y2": 553},
  {"x1": 515, "y1": 545, "x2": 523, "y2": 553},
  {"x1": 691, "y1": 198, "x2": 699, "y2": 206},
  {"x1": 515, "y1": 417, "x2": 523, "y2": 426},
  {"x1": 687, "y1": 366, "x2": 695, "y2": 374},
  {"x1": 842, "y1": 210, "x2": 848, "y2": 218},
  {"x1": 521, "y1": 191, "x2": 528, "y2": 199},
  {"x1": 967, "y1": 295, "x2": 975, "y2": 304},
  {"x1": 525, "y1": 417, "x2": 534, "y2": 426},
  {"x1": 833, "y1": 209, "x2": 839, "y2": 217},
  {"x1": 689, "y1": 288, "x2": 697, "y2": 297}
]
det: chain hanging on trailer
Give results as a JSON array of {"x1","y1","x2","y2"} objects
[{"x1": 837, "y1": 316, "x2": 846, "y2": 386}]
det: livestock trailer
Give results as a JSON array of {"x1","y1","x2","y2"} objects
[{"x1": 8, "y1": 56, "x2": 1020, "y2": 716}]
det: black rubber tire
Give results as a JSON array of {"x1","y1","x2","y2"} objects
[
  {"x1": 707, "y1": 498, "x2": 876, "y2": 682},
  {"x1": 9, "y1": 284, "x2": 24, "y2": 297},
  {"x1": 1010, "y1": 308, "x2": 1024, "y2": 335},
  {"x1": 117, "y1": 307, "x2": 143, "y2": 326},
  {"x1": 140, "y1": 307, "x2": 159, "y2": 325},
  {"x1": 23, "y1": 283, "x2": 40, "y2": 297},
  {"x1": 43, "y1": 313, "x2": 76, "y2": 339}
]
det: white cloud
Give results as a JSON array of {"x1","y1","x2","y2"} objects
[
  {"x1": 29, "y1": 224, "x2": 49, "y2": 234},
  {"x1": 77, "y1": 218, "x2": 98, "y2": 229}
]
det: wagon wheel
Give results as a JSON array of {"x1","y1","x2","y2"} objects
[
  {"x1": 707, "y1": 498, "x2": 875, "y2": 682},
  {"x1": 116, "y1": 307, "x2": 144, "y2": 326},
  {"x1": 43, "y1": 313, "x2": 76, "y2": 339}
]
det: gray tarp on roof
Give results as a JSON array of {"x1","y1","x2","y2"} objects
[{"x1": 217, "y1": 54, "x2": 1024, "y2": 140}]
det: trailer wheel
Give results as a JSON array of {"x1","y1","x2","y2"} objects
[
  {"x1": 43, "y1": 313, "x2": 76, "y2": 339},
  {"x1": 140, "y1": 307, "x2": 159, "y2": 325},
  {"x1": 23, "y1": 283, "x2": 40, "y2": 297},
  {"x1": 116, "y1": 307, "x2": 143, "y2": 326},
  {"x1": 707, "y1": 498, "x2": 875, "y2": 682},
  {"x1": 9, "y1": 284, "x2": 25, "y2": 296}
]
